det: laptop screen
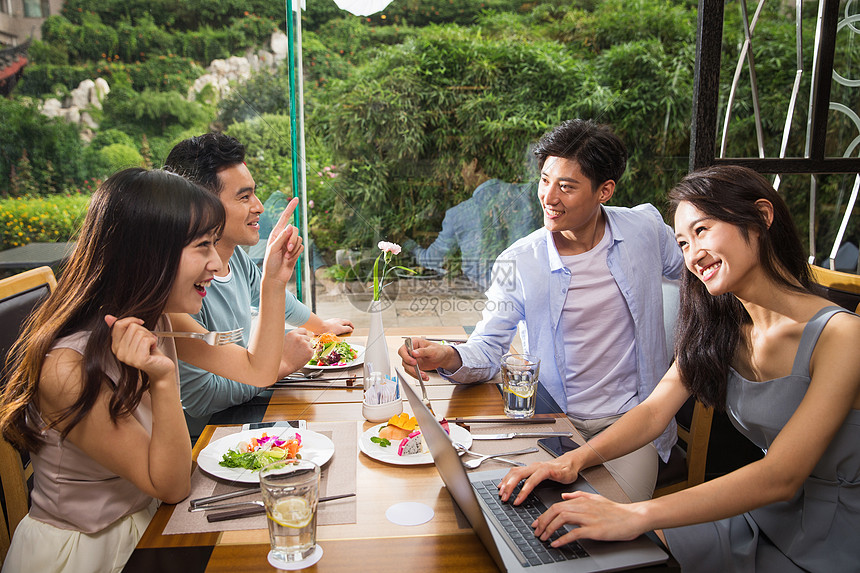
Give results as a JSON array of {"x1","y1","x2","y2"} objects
[{"x1": 396, "y1": 367, "x2": 508, "y2": 570}]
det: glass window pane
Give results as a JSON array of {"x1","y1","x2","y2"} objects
[{"x1": 23, "y1": 0, "x2": 42, "y2": 18}]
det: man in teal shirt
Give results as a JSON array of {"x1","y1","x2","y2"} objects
[{"x1": 165, "y1": 133, "x2": 353, "y2": 430}]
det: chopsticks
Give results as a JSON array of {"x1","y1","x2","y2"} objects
[
  {"x1": 204, "y1": 493, "x2": 356, "y2": 523},
  {"x1": 190, "y1": 486, "x2": 259, "y2": 509},
  {"x1": 277, "y1": 375, "x2": 362, "y2": 384},
  {"x1": 273, "y1": 382, "x2": 363, "y2": 389}
]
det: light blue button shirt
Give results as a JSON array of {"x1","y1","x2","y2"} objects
[{"x1": 441, "y1": 204, "x2": 683, "y2": 461}]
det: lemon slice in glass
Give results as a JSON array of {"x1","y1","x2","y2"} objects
[
  {"x1": 506, "y1": 385, "x2": 535, "y2": 399},
  {"x1": 269, "y1": 497, "x2": 313, "y2": 529}
]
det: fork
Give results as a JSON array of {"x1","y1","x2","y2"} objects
[
  {"x1": 151, "y1": 328, "x2": 244, "y2": 346},
  {"x1": 453, "y1": 442, "x2": 538, "y2": 469},
  {"x1": 404, "y1": 337, "x2": 433, "y2": 413}
]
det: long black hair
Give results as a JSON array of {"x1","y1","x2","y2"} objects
[
  {"x1": 0, "y1": 168, "x2": 225, "y2": 450},
  {"x1": 668, "y1": 165, "x2": 814, "y2": 409}
]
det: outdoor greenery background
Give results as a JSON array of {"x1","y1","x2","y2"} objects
[{"x1": 0, "y1": 0, "x2": 857, "y2": 269}]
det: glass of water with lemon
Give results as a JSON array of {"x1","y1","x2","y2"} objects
[
  {"x1": 260, "y1": 459, "x2": 320, "y2": 565},
  {"x1": 501, "y1": 353, "x2": 540, "y2": 418}
]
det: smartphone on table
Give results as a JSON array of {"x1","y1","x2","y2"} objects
[{"x1": 537, "y1": 436, "x2": 581, "y2": 458}]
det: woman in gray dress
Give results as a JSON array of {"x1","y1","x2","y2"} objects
[{"x1": 497, "y1": 165, "x2": 860, "y2": 572}]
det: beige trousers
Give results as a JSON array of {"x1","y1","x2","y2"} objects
[{"x1": 569, "y1": 413, "x2": 658, "y2": 502}]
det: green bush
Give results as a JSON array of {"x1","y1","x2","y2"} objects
[
  {"x1": 44, "y1": 10, "x2": 278, "y2": 65},
  {"x1": 27, "y1": 39, "x2": 69, "y2": 65},
  {"x1": 0, "y1": 98, "x2": 87, "y2": 195},
  {"x1": 99, "y1": 144, "x2": 144, "y2": 172},
  {"x1": 101, "y1": 88, "x2": 211, "y2": 135},
  {"x1": 17, "y1": 63, "x2": 96, "y2": 96},
  {"x1": 0, "y1": 193, "x2": 90, "y2": 249},
  {"x1": 224, "y1": 114, "x2": 296, "y2": 203},
  {"x1": 216, "y1": 69, "x2": 292, "y2": 127},
  {"x1": 89, "y1": 128, "x2": 136, "y2": 150},
  {"x1": 18, "y1": 56, "x2": 203, "y2": 96}
]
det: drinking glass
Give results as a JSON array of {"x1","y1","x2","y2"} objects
[
  {"x1": 501, "y1": 353, "x2": 540, "y2": 418},
  {"x1": 259, "y1": 459, "x2": 320, "y2": 563}
]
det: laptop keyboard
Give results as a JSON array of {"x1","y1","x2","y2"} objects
[{"x1": 473, "y1": 479, "x2": 590, "y2": 567}]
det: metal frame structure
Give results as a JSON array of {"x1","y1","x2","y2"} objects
[{"x1": 690, "y1": 0, "x2": 859, "y2": 269}]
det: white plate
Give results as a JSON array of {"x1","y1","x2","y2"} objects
[
  {"x1": 305, "y1": 343, "x2": 365, "y2": 371},
  {"x1": 359, "y1": 422, "x2": 472, "y2": 466},
  {"x1": 197, "y1": 428, "x2": 335, "y2": 484}
]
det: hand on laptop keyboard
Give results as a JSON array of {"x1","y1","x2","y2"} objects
[{"x1": 497, "y1": 459, "x2": 580, "y2": 507}]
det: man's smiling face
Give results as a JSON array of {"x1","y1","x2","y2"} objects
[{"x1": 215, "y1": 163, "x2": 263, "y2": 249}]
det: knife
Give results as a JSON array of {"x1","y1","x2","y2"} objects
[
  {"x1": 448, "y1": 417, "x2": 553, "y2": 425},
  {"x1": 471, "y1": 431, "x2": 574, "y2": 440}
]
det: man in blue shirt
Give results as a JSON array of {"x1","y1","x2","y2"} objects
[
  {"x1": 404, "y1": 179, "x2": 542, "y2": 290},
  {"x1": 400, "y1": 119, "x2": 683, "y2": 501},
  {"x1": 165, "y1": 134, "x2": 353, "y2": 430}
]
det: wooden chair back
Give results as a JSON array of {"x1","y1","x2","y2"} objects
[
  {"x1": 0, "y1": 266, "x2": 56, "y2": 562},
  {"x1": 810, "y1": 265, "x2": 860, "y2": 312},
  {"x1": 654, "y1": 397, "x2": 714, "y2": 497}
]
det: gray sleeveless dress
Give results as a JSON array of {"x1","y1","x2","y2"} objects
[{"x1": 664, "y1": 307, "x2": 860, "y2": 572}]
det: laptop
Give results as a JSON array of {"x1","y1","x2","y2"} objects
[{"x1": 396, "y1": 367, "x2": 668, "y2": 572}]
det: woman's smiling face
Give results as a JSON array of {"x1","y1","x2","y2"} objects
[
  {"x1": 164, "y1": 232, "x2": 221, "y2": 314},
  {"x1": 674, "y1": 200, "x2": 762, "y2": 296}
]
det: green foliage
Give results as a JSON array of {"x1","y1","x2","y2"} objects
[
  {"x1": 302, "y1": 31, "x2": 354, "y2": 88},
  {"x1": 0, "y1": 193, "x2": 90, "y2": 249},
  {"x1": 27, "y1": 39, "x2": 69, "y2": 65},
  {"x1": 313, "y1": 28, "x2": 588, "y2": 248},
  {"x1": 89, "y1": 128, "x2": 136, "y2": 150},
  {"x1": 360, "y1": 0, "x2": 527, "y2": 28},
  {"x1": 224, "y1": 114, "x2": 298, "y2": 203},
  {"x1": 216, "y1": 70, "x2": 291, "y2": 127},
  {"x1": 18, "y1": 56, "x2": 203, "y2": 96},
  {"x1": 98, "y1": 144, "x2": 145, "y2": 172},
  {"x1": 0, "y1": 98, "x2": 87, "y2": 195},
  {"x1": 6, "y1": 0, "x2": 855, "y2": 269},
  {"x1": 101, "y1": 87, "x2": 210, "y2": 134},
  {"x1": 588, "y1": 0, "x2": 694, "y2": 51},
  {"x1": 41, "y1": 11, "x2": 277, "y2": 66},
  {"x1": 17, "y1": 63, "x2": 95, "y2": 97}
]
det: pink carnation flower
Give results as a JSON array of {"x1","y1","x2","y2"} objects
[{"x1": 378, "y1": 241, "x2": 401, "y2": 255}]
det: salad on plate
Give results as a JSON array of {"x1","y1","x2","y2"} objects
[
  {"x1": 308, "y1": 332, "x2": 358, "y2": 367},
  {"x1": 218, "y1": 432, "x2": 302, "y2": 471}
]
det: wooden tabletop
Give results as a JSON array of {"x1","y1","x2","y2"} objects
[{"x1": 124, "y1": 327, "x2": 672, "y2": 572}]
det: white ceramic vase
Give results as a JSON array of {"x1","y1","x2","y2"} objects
[{"x1": 363, "y1": 299, "x2": 391, "y2": 380}]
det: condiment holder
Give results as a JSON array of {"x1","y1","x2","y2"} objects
[{"x1": 362, "y1": 372, "x2": 402, "y2": 422}]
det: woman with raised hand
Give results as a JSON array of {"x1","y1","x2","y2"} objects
[
  {"x1": 0, "y1": 167, "x2": 301, "y2": 573},
  {"x1": 497, "y1": 165, "x2": 860, "y2": 572}
]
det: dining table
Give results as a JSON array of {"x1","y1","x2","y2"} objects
[{"x1": 122, "y1": 326, "x2": 678, "y2": 572}]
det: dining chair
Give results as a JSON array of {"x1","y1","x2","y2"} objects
[
  {"x1": 0, "y1": 266, "x2": 56, "y2": 561},
  {"x1": 654, "y1": 397, "x2": 714, "y2": 497},
  {"x1": 0, "y1": 266, "x2": 56, "y2": 385},
  {"x1": 810, "y1": 265, "x2": 860, "y2": 312},
  {"x1": 0, "y1": 435, "x2": 29, "y2": 562}
]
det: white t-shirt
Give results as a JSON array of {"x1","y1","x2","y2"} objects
[{"x1": 560, "y1": 227, "x2": 639, "y2": 419}]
